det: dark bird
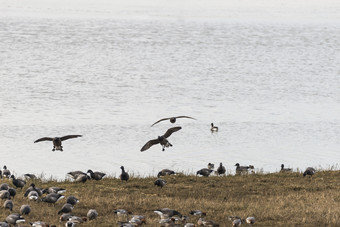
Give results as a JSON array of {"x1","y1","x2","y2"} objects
[
  {"x1": 157, "y1": 169, "x2": 175, "y2": 178},
  {"x1": 0, "y1": 190, "x2": 10, "y2": 200},
  {"x1": 120, "y1": 166, "x2": 129, "y2": 182},
  {"x1": 155, "y1": 208, "x2": 182, "y2": 218},
  {"x1": 87, "y1": 209, "x2": 98, "y2": 220},
  {"x1": 20, "y1": 204, "x2": 31, "y2": 215},
  {"x1": 154, "y1": 179, "x2": 167, "y2": 188},
  {"x1": 67, "y1": 171, "x2": 87, "y2": 179},
  {"x1": 303, "y1": 167, "x2": 316, "y2": 177},
  {"x1": 0, "y1": 183, "x2": 9, "y2": 191},
  {"x1": 151, "y1": 116, "x2": 196, "y2": 127},
  {"x1": 24, "y1": 173, "x2": 37, "y2": 179},
  {"x1": 27, "y1": 191, "x2": 39, "y2": 201},
  {"x1": 216, "y1": 163, "x2": 226, "y2": 175},
  {"x1": 2, "y1": 166, "x2": 11, "y2": 178},
  {"x1": 141, "y1": 127, "x2": 182, "y2": 152},
  {"x1": 210, "y1": 123, "x2": 218, "y2": 132},
  {"x1": 42, "y1": 193, "x2": 64, "y2": 205},
  {"x1": 87, "y1": 170, "x2": 106, "y2": 181},
  {"x1": 5, "y1": 213, "x2": 25, "y2": 225},
  {"x1": 24, "y1": 184, "x2": 43, "y2": 197},
  {"x1": 3, "y1": 199, "x2": 13, "y2": 211},
  {"x1": 189, "y1": 210, "x2": 206, "y2": 216},
  {"x1": 208, "y1": 163, "x2": 215, "y2": 170},
  {"x1": 196, "y1": 168, "x2": 213, "y2": 177},
  {"x1": 10, "y1": 175, "x2": 26, "y2": 189},
  {"x1": 34, "y1": 135, "x2": 82, "y2": 151},
  {"x1": 280, "y1": 164, "x2": 292, "y2": 172},
  {"x1": 235, "y1": 163, "x2": 251, "y2": 174},
  {"x1": 43, "y1": 187, "x2": 66, "y2": 194},
  {"x1": 66, "y1": 196, "x2": 79, "y2": 205},
  {"x1": 8, "y1": 187, "x2": 16, "y2": 199},
  {"x1": 58, "y1": 203, "x2": 74, "y2": 214},
  {"x1": 75, "y1": 174, "x2": 90, "y2": 183}
]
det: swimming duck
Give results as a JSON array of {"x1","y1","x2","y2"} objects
[
  {"x1": 280, "y1": 164, "x2": 292, "y2": 172},
  {"x1": 303, "y1": 167, "x2": 316, "y2": 177},
  {"x1": 87, "y1": 170, "x2": 106, "y2": 181},
  {"x1": 210, "y1": 123, "x2": 218, "y2": 132},
  {"x1": 87, "y1": 209, "x2": 98, "y2": 220},
  {"x1": 10, "y1": 175, "x2": 26, "y2": 189},
  {"x1": 196, "y1": 168, "x2": 213, "y2": 177},
  {"x1": 216, "y1": 163, "x2": 226, "y2": 175},
  {"x1": 157, "y1": 169, "x2": 175, "y2": 178},
  {"x1": 20, "y1": 204, "x2": 31, "y2": 215},
  {"x1": 120, "y1": 166, "x2": 129, "y2": 182},
  {"x1": 141, "y1": 127, "x2": 181, "y2": 152},
  {"x1": 34, "y1": 135, "x2": 82, "y2": 151},
  {"x1": 151, "y1": 116, "x2": 196, "y2": 127}
]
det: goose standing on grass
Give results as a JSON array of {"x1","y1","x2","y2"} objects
[
  {"x1": 216, "y1": 163, "x2": 226, "y2": 175},
  {"x1": 27, "y1": 191, "x2": 39, "y2": 201},
  {"x1": 0, "y1": 190, "x2": 10, "y2": 200},
  {"x1": 5, "y1": 213, "x2": 25, "y2": 225},
  {"x1": 235, "y1": 163, "x2": 250, "y2": 174},
  {"x1": 20, "y1": 204, "x2": 31, "y2": 215},
  {"x1": 66, "y1": 196, "x2": 79, "y2": 205},
  {"x1": 87, "y1": 209, "x2": 98, "y2": 220},
  {"x1": 151, "y1": 116, "x2": 196, "y2": 127},
  {"x1": 303, "y1": 167, "x2": 316, "y2": 177},
  {"x1": 280, "y1": 164, "x2": 292, "y2": 172},
  {"x1": 155, "y1": 208, "x2": 182, "y2": 218},
  {"x1": 34, "y1": 135, "x2": 82, "y2": 151},
  {"x1": 24, "y1": 173, "x2": 37, "y2": 179},
  {"x1": 196, "y1": 168, "x2": 214, "y2": 177},
  {"x1": 42, "y1": 193, "x2": 64, "y2": 205},
  {"x1": 67, "y1": 171, "x2": 87, "y2": 179},
  {"x1": 210, "y1": 123, "x2": 218, "y2": 132},
  {"x1": 87, "y1": 170, "x2": 106, "y2": 181},
  {"x1": 154, "y1": 179, "x2": 167, "y2": 188},
  {"x1": 0, "y1": 183, "x2": 9, "y2": 191},
  {"x1": 3, "y1": 199, "x2": 13, "y2": 211},
  {"x1": 75, "y1": 173, "x2": 89, "y2": 183},
  {"x1": 2, "y1": 166, "x2": 11, "y2": 178},
  {"x1": 24, "y1": 184, "x2": 43, "y2": 197},
  {"x1": 189, "y1": 210, "x2": 206, "y2": 217},
  {"x1": 10, "y1": 175, "x2": 26, "y2": 189},
  {"x1": 157, "y1": 169, "x2": 175, "y2": 178},
  {"x1": 246, "y1": 217, "x2": 256, "y2": 225},
  {"x1": 43, "y1": 187, "x2": 66, "y2": 194},
  {"x1": 58, "y1": 203, "x2": 74, "y2": 214},
  {"x1": 141, "y1": 127, "x2": 182, "y2": 152},
  {"x1": 207, "y1": 163, "x2": 215, "y2": 170},
  {"x1": 120, "y1": 166, "x2": 129, "y2": 182}
]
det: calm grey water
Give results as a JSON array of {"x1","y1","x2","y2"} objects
[{"x1": 0, "y1": 0, "x2": 339, "y2": 178}]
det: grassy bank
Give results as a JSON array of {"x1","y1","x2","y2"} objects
[{"x1": 1, "y1": 170, "x2": 340, "y2": 226}]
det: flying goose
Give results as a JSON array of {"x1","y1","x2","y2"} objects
[
  {"x1": 141, "y1": 127, "x2": 181, "y2": 152},
  {"x1": 87, "y1": 170, "x2": 106, "y2": 181},
  {"x1": 151, "y1": 116, "x2": 196, "y2": 127},
  {"x1": 280, "y1": 164, "x2": 292, "y2": 172},
  {"x1": 34, "y1": 135, "x2": 82, "y2": 151},
  {"x1": 210, "y1": 123, "x2": 218, "y2": 132},
  {"x1": 216, "y1": 163, "x2": 226, "y2": 175},
  {"x1": 303, "y1": 167, "x2": 316, "y2": 177},
  {"x1": 196, "y1": 168, "x2": 213, "y2": 177},
  {"x1": 120, "y1": 166, "x2": 129, "y2": 182},
  {"x1": 157, "y1": 169, "x2": 175, "y2": 178}
]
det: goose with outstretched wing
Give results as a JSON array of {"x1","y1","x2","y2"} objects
[
  {"x1": 34, "y1": 135, "x2": 82, "y2": 151},
  {"x1": 141, "y1": 127, "x2": 181, "y2": 151}
]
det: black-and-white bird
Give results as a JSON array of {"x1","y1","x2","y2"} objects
[
  {"x1": 154, "y1": 179, "x2": 167, "y2": 188},
  {"x1": 151, "y1": 116, "x2": 196, "y2": 127},
  {"x1": 34, "y1": 135, "x2": 82, "y2": 151},
  {"x1": 216, "y1": 163, "x2": 226, "y2": 175},
  {"x1": 280, "y1": 164, "x2": 292, "y2": 172},
  {"x1": 196, "y1": 168, "x2": 213, "y2": 177},
  {"x1": 87, "y1": 209, "x2": 98, "y2": 220},
  {"x1": 66, "y1": 196, "x2": 79, "y2": 205},
  {"x1": 141, "y1": 127, "x2": 182, "y2": 152},
  {"x1": 87, "y1": 170, "x2": 106, "y2": 181},
  {"x1": 10, "y1": 175, "x2": 26, "y2": 189},
  {"x1": 157, "y1": 169, "x2": 175, "y2": 178},
  {"x1": 210, "y1": 123, "x2": 218, "y2": 132},
  {"x1": 120, "y1": 166, "x2": 129, "y2": 182},
  {"x1": 20, "y1": 204, "x2": 31, "y2": 215},
  {"x1": 2, "y1": 166, "x2": 11, "y2": 178},
  {"x1": 303, "y1": 167, "x2": 316, "y2": 177},
  {"x1": 58, "y1": 203, "x2": 74, "y2": 214}
]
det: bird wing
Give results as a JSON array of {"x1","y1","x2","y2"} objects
[
  {"x1": 175, "y1": 116, "x2": 196, "y2": 120},
  {"x1": 60, "y1": 135, "x2": 82, "y2": 141},
  {"x1": 150, "y1": 117, "x2": 171, "y2": 127},
  {"x1": 140, "y1": 139, "x2": 160, "y2": 152},
  {"x1": 34, "y1": 137, "x2": 54, "y2": 143},
  {"x1": 163, "y1": 126, "x2": 182, "y2": 138}
]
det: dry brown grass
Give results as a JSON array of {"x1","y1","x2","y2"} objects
[{"x1": 1, "y1": 170, "x2": 340, "y2": 226}]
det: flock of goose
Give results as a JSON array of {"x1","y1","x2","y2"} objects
[{"x1": 0, "y1": 116, "x2": 317, "y2": 226}]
